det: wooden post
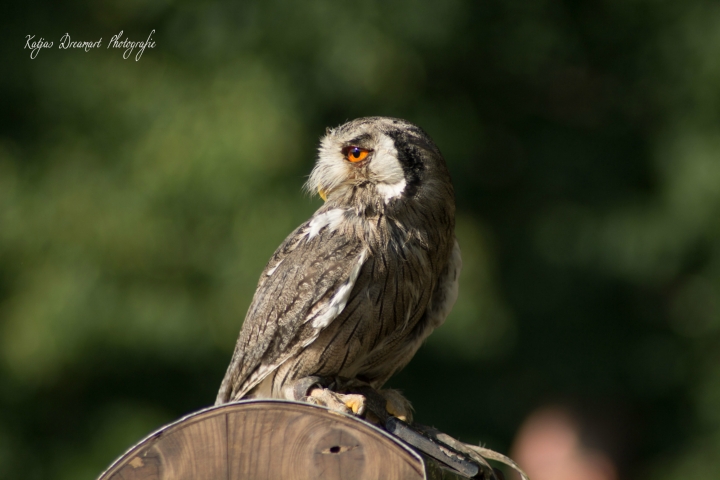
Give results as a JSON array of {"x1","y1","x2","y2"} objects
[{"x1": 97, "y1": 399, "x2": 467, "y2": 480}]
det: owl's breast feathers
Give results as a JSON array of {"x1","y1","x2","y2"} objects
[{"x1": 216, "y1": 197, "x2": 457, "y2": 404}]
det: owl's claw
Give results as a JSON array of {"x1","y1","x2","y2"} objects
[
  {"x1": 348, "y1": 386, "x2": 414, "y2": 424},
  {"x1": 380, "y1": 389, "x2": 414, "y2": 423},
  {"x1": 286, "y1": 376, "x2": 367, "y2": 416},
  {"x1": 343, "y1": 394, "x2": 366, "y2": 415},
  {"x1": 286, "y1": 377, "x2": 407, "y2": 421},
  {"x1": 307, "y1": 387, "x2": 366, "y2": 416}
]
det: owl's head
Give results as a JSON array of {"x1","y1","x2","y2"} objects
[{"x1": 306, "y1": 117, "x2": 453, "y2": 210}]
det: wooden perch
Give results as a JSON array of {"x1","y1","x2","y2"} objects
[{"x1": 97, "y1": 399, "x2": 477, "y2": 480}]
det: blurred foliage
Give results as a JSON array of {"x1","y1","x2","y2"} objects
[{"x1": 2, "y1": 0, "x2": 720, "y2": 478}]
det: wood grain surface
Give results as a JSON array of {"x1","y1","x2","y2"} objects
[{"x1": 98, "y1": 400, "x2": 436, "y2": 480}]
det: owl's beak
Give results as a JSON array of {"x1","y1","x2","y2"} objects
[{"x1": 318, "y1": 189, "x2": 328, "y2": 201}]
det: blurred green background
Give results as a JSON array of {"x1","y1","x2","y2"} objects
[{"x1": 2, "y1": 1, "x2": 720, "y2": 478}]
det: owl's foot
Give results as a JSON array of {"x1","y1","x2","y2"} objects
[
  {"x1": 285, "y1": 376, "x2": 410, "y2": 422},
  {"x1": 286, "y1": 376, "x2": 367, "y2": 416},
  {"x1": 379, "y1": 388, "x2": 414, "y2": 423},
  {"x1": 342, "y1": 394, "x2": 367, "y2": 415},
  {"x1": 345, "y1": 386, "x2": 414, "y2": 424},
  {"x1": 308, "y1": 388, "x2": 367, "y2": 416}
]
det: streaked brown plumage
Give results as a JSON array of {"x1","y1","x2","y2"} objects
[{"x1": 216, "y1": 117, "x2": 460, "y2": 415}]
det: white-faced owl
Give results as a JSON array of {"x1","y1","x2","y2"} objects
[{"x1": 216, "y1": 117, "x2": 460, "y2": 421}]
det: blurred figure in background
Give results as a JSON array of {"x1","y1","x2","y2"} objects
[{"x1": 511, "y1": 406, "x2": 617, "y2": 480}]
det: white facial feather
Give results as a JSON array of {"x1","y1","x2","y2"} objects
[
  {"x1": 369, "y1": 133, "x2": 406, "y2": 202},
  {"x1": 306, "y1": 124, "x2": 406, "y2": 202},
  {"x1": 376, "y1": 178, "x2": 407, "y2": 203},
  {"x1": 307, "y1": 132, "x2": 350, "y2": 196}
]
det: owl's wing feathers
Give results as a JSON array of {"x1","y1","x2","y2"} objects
[{"x1": 216, "y1": 213, "x2": 368, "y2": 403}]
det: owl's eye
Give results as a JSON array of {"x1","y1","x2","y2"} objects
[{"x1": 342, "y1": 146, "x2": 371, "y2": 163}]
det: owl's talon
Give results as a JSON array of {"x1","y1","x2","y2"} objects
[
  {"x1": 343, "y1": 395, "x2": 366, "y2": 415},
  {"x1": 386, "y1": 402, "x2": 409, "y2": 422},
  {"x1": 306, "y1": 387, "x2": 366, "y2": 416},
  {"x1": 381, "y1": 389, "x2": 414, "y2": 423}
]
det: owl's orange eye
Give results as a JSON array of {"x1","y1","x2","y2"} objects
[{"x1": 342, "y1": 146, "x2": 371, "y2": 163}]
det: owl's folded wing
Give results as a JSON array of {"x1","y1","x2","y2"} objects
[{"x1": 216, "y1": 209, "x2": 368, "y2": 403}]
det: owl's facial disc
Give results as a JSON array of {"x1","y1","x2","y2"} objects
[
  {"x1": 308, "y1": 118, "x2": 413, "y2": 204},
  {"x1": 317, "y1": 145, "x2": 372, "y2": 201}
]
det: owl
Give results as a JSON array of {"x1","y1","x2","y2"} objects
[{"x1": 216, "y1": 117, "x2": 460, "y2": 421}]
